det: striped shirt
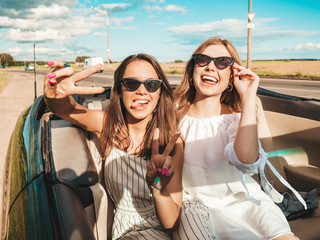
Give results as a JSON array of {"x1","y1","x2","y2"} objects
[{"x1": 104, "y1": 148, "x2": 172, "y2": 239}]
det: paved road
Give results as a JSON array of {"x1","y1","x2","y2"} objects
[{"x1": 12, "y1": 69, "x2": 320, "y2": 99}]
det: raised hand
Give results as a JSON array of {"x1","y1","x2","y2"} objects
[
  {"x1": 44, "y1": 61, "x2": 105, "y2": 99},
  {"x1": 232, "y1": 63, "x2": 260, "y2": 100},
  {"x1": 146, "y1": 128, "x2": 181, "y2": 192}
]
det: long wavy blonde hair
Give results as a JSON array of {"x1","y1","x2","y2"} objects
[
  {"x1": 174, "y1": 37, "x2": 243, "y2": 121},
  {"x1": 100, "y1": 53, "x2": 178, "y2": 160}
]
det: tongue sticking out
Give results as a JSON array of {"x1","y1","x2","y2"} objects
[{"x1": 131, "y1": 100, "x2": 148, "y2": 109}]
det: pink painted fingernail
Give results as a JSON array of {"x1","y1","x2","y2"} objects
[
  {"x1": 48, "y1": 61, "x2": 54, "y2": 66},
  {"x1": 48, "y1": 73, "x2": 56, "y2": 79},
  {"x1": 157, "y1": 168, "x2": 161, "y2": 173},
  {"x1": 49, "y1": 80, "x2": 56, "y2": 86},
  {"x1": 166, "y1": 171, "x2": 170, "y2": 176},
  {"x1": 161, "y1": 168, "x2": 166, "y2": 175}
]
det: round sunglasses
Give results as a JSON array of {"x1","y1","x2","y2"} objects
[
  {"x1": 121, "y1": 78, "x2": 163, "y2": 93},
  {"x1": 193, "y1": 53, "x2": 235, "y2": 69}
]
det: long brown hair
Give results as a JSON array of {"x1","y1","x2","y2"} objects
[
  {"x1": 100, "y1": 53, "x2": 178, "y2": 159},
  {"x1": 174, "y1": 37, "x2": 242, "y2": 121}
]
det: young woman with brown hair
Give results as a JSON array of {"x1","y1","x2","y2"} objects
[
  {"x1": 173, "y1": 37, "x2": 303, "y2": 240},
  {"x1": 44, "y1": 53, "x2": 184, "y2": 239}
]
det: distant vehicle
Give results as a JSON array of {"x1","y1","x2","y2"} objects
[
  {"x1": 83, "y1": 57, "x2": 104, "y2": 72},
  {"x1": 64, "y1": 62, "x2": 70, "y2": 68},
  {"x1": 25, "y1": 65, "x2": 35, "y2": 71}
]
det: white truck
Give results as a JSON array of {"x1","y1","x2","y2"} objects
[{"x1": 83, "y1": 57, "x2": 104, "y2": 72}]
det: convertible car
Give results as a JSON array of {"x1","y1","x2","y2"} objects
[{"x1": 1, "y1": 85, "x2": 320, "y2": 240}]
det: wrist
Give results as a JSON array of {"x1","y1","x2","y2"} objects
[
  {"x1": 241, "y1": 93, "x2": 256, "y2": 104},
  {"x1": 150, "y1": 187, "x2": 161, "y2": 195}
]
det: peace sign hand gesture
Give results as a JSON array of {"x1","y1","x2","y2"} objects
[
  {"x1": 146, "y1": 128, "x2": 181, "y2": 192},
  {"x1": 44, "y1": 61, "x2": 105, "y2": 99}
]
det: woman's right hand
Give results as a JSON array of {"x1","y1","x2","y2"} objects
[
  {"x1": 44, "y1": 61, "x2": 105, "y2": 99},
  {"x1": 146, "y1": 128, "x2": 181, "y2": 192}
]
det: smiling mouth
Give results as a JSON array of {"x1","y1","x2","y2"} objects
[{"x1": 201, "y1": 75, "x2": 218, "y2": 85}]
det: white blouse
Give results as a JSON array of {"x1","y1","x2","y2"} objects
[
  {"x1": 180, "y1": 113, "x2": 306, "y2": 209},
  {"x1": 179, "y1": 113, "x2": 306, "y2": 239}
]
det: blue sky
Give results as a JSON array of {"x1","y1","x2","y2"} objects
[{"x1": 0, "y1": 0, "x2": 319, "y2": 62}]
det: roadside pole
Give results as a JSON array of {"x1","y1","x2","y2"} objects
[
  {"x1": 33, "y1": 40, "x2": 37, "y2": 100},
  {"x1": 91, "y1": 6, "x2": 111, "y2": 69},
  {"x1": 247, "y1": 0, "x2": 255, "y2": 69},
  {"x1": 106, "y1": 12, "x2": 110, "y2": 69}
]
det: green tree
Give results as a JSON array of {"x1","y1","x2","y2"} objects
[
  {"x1": 75, "y1": 56, "x2": 90, "y2": 62},
  {"x1": 0, "y1": 53, "x2": 15, "y2": 67}
]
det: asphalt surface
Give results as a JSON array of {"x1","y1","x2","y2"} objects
[{"x1": 10, "y1": 69, "x2": 320, "y2": 99}]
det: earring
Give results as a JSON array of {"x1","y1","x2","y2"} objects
[
  {"x1": 189, "y1": 78, "x2": 194, "y2": 86},
  {"x1": 227, "y1": 84, "x2": 233, "y2": 92}
]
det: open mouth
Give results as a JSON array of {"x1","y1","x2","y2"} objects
[
  {"x1": 201, "y1": 75, "x2": 218, "y2": 85},
  {"x1": 131, "y1": 100, "x2": 149, "y2": 109}
]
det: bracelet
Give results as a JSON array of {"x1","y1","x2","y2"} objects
[{"x1": 150, "y1": 176, "x2": 161, "y2": 190}]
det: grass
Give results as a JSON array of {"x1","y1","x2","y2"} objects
[
  {"x1": 253, "y1": 70, "x2": 320, "y2": 80},
  {"x1": 161, "y1": 65, "x2": 320, "y2": 79},
  {"x1": 163, "y1": 68, "x2": 185, "y2": 74},
  {"x1": 0, "y1": 72, "x2": 11, "y2": 93}
]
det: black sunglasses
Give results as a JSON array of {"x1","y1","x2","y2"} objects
[
  {"x1": 193, "y1": 54, "x2": 235, "y2": 69},
  {"x1": 121, "y1": 78, "x2": 163, "y2": 93}
]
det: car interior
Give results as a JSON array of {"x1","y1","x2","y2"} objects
[
  {"x1": 256, "y1": 89, "x2": 320, "y2": 239},
  {"x1": 40, "y1": 87, "x2": 320, "y2": 240}
]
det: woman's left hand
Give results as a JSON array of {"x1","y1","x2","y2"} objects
[
  {"x1": 146, "y1": 128, "x2": 180, "y2": 192},
  {"x1": 232, "y1": 63, "x2": 260, "y2": 100}
]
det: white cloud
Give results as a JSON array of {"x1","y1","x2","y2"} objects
[
  {"x1": 167, "y1": 19, "x2": 245, "y2": 39},
  {"x1": 0, "y1": 13, "x2": 133, "y2": 42},
  {"x1": 26, "y1": 4, "x2": 72, "y2": 19},
  {"x1": 101, "y1": 3, "x2": 130, "y2": 9},
  {"x1": 164, "y1": 5, "x2": 186, "y2": 14},
  {"x1": 100, "y1": 3, "x2": 131, "y2": 13},
  {"x1": 9, "y1": 46, "x2": 76, "y2": 57},
  {"x1": 167, "y1": 18, "x2": 320, "y2": 45},
  {"x1": 295, "y1": 42, "x2": 320, "y2": 50},
  {"x1": 35, "y1": 47, "x2": 75, "y2": 56},
  {"x1": 7, "y1": 47, "x2": 23, "y2": 55},
  {"x1": 110, "y1": 17, "x2": 134, "y2": 26},
  {"x1": 94, "y1": 32, "x2": 107, "y2": 36},
  {"x1": 7, "y1": 46, "x2": 74, "y2": 58},
  {"x1": 6, "y1": 29, "x2": 71, "y2": 42},
  {"x1": 3, "y1": 8, "x2": 20, "y2": 17},
  {"x1": 153, "y1": 6, "x2": 162, "y2": 11},
  {"x1": 0, "y1": 16, "x2": 45, "y2": 30},
  {"x1": 0, "y1": 15, "x2": 100, "y2": 32},
  {"x1": 144, "y1": 5, "x2": 162, "y2": 12}
]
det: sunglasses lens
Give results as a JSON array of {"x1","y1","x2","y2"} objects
[
  {"x1": 215, "y1": 57, "x2": 233, "y2": 69},
  {"x1": 144, "y1": 80, "x2": 162, "y2": 92},
  {"x1": 122, "y1": 78, "x2": 162, "y2": 92},
  {"x1": 194, "y1": 54, "x2": 210, "y2": 66},
  {"x1": 123, "y1": 79, "x2": 141, "y2": 91}
]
